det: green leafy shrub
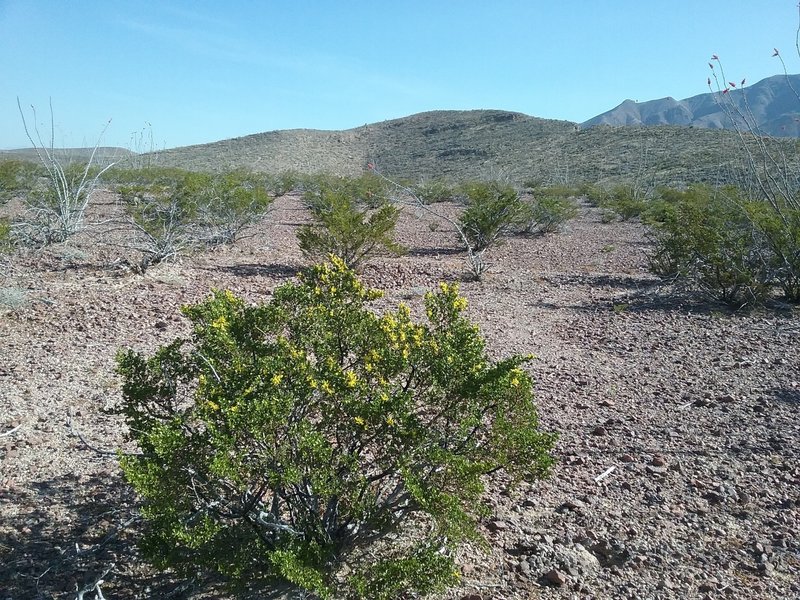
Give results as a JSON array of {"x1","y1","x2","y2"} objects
[
  {"x1": 103, "y1": 165, "x2": 195, "y2": 187},
  {"x1": 598, "y1": 185, "x2": 649, "y2": 221},
  {"x1": 746, "y1": 200, "x2": 800, "y2": 302},
  {"x1": 297, "y1": 190, "x2": 404, "y2": 269},
  {"x1": 412, "y1": 179, "x2": 455, "y2": 204},
  {"x1": 455, "y1": 182, "x2": 529, "y2": 278},
  {"x1": 265, "y1": 170, "x2": 301, "y2": 197},
  {"x1": 116, "y1": 258, "x2": 556, "y2": 599},
  {"x1": 0, "y1": 159, "x2": 38, "y2": 204},
  {"x1": 525, "y1": 183, "x2": 581, "y2": 199},
  {"x1": 118, "y1": 173, "x2": 202, "y2": 271},
  {"x1": 646, "y1": 185, "x2": 772, "y2": 306},
  {"x1": 523, "y1": 195, "x2": 578, "y2": 234},
  {"x1": 303, "y1": 173, "x2": 390, "y2": 211},
  {"x1": 195, "y1": 170, "x2": 273, "y2": 246},
  {"x1": 0, "y1": 218, "x2": 12, "y2": 252},
  {"x1": 118, "y1": 169, "x2": 272, "y2": 269},
  {"x1": 458, "y1": 182, "x2": 529, "y2": 251}
]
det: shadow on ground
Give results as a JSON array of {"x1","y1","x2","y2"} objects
[
  {"x1": 205, "y1": 262, "x2": 300, "y2": 279},
  {"x1": 0, "y1": 473, "x2": 196, "y2": 600}
]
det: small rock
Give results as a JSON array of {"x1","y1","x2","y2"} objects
[
  {"x1": 487, "y1": 519, "x2": 508, "y2": 533},
  {"x1": 650, "y1": 455, "x2": 667, "y2": 467},
  {"x1": 646, "y1": 465, "x2": 667, "y2": 476},
  {"x1": 558, "y1": 498, "x2": 585, "y2": 513},
  {"x1": 544, "y1": 569, "x2": 567, "y2": 587},
  {"x1": 599, "y1": 399, "x2": 615, "y2": 407},
  {"x1": 592, "y1": 426, "x2": 608, "y2": 436},
  {"x1": 757, "y1": 562, "x2": 774, "y2": 576},
  {"x1": 698, "y1": 581, "x2": 716, "y2": 592},
  {"x1": 460, "y1": 595, "x2": 482, "y2": 600},
  {"x1": 517, "y1": 560, "x2": 531, "y2": 576},
  {"x1": 620, "y1": 454, "x2": 635, "y2": 463},
  {"x1": 717, "y1": 394, "x2": 736, "y2": 403}
]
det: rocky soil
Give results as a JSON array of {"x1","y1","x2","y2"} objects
[{"x1": 0, "y1": 192, "x2": 798, "y2": 599}]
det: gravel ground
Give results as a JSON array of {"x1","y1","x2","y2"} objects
[{"x1": 1, "y1": 192, "x2": 798, "y2": 599}]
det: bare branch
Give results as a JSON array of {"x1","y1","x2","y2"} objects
[{"x1": 0, "y1": 423, "x2": 22, "y2": 437}]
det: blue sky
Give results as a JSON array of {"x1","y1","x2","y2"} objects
[{"x1": 0, "y1": 1, "x2": 796, "y2": 150}]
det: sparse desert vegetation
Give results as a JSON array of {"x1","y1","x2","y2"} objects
[{"x1": 0, "y1": 108, "x2": 799, "y2": 600}]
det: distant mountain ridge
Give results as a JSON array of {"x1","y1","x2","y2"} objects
[{"x1": 581, "y1": 74, "x2": 800, "y2": 137}]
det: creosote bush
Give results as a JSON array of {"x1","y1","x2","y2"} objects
[
  {"x1": 116, "y1": 257, "x2": 556, "y2": 599},
  {"x1": 456, "y1": 181, "x2": 529, "y2": 278},
  {"x1": 297, "y1": 189, "x2": 404, "y2": 269},
  {"x1": 0, "y1": 159, "x2": 38, "y2": 205},
  {"x1": 646, "y1": 185, "x2": 772, "y2": 306},
  {"x1": 118, "y1": 168, "x2": 272, "y2": 271},
  {"x1": 523, "y1": 195, "x2": 578, "y2": 234}
]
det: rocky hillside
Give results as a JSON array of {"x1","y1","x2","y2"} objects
[{"x1": 148, "y1": 109, "x2": 794, "y2": 189}]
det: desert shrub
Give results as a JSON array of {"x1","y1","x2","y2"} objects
[
  {"x1": 0, "y1": 218, "x2": 13, "y2": 255},
  {"x1": 647, "y1": 185, "x2": 772, "y2": 306},
  {"x1": 303, "y1": 173, "x2": 390, "y2": 211},
  {"x1": 297, "y1": 190, "x2": 404, "y2": 269},
  {"x1": 103, "y1": 165, "x2": 195, "y2": 187},
  {"x1": 118, "y1": 174, "x2": 202, "y2": 271},
  {"x1": 118, "y1": 169, "x2": 272, "y2": 269},
  {"x1": 115, "y1": 258, "x2": 555, "y2": 599},
  {"x1": 457, "y1": 182, "x2": 529, "y2": 251},
  {"x1": 194, "y1": 170, "x2": 273, "y2": 246},
  {"x1": 454, "y1": 182, "x2": 529, "y2": 278},
  {"x1": 265, "y1": 170, "x2": 301, "y2": 197},
  {"x1": 599, "y1": 185, "x2": 649, "y2": 221},
  {"x1": 412, "y1": 179, "x2": 455, "y2": 204},
  {"x1": 523, "y1": 195, "x2": 578, "y2": 234},
  {"x1": 746, "y1": 199, "x2": 800, "y2": 301},
  {"x1": 0, "y1": 286, "x2": 26, "y2": 310},
  {"x1": 15, "y1": 101, "x2": 115, "y2": 245},
  {"x1": 0, "y1": 159, "x2": 38, "y2": 204},
  {"x1": 525, "y1": 183, "x2": 581, "y2": 199},
  {"x1": 13, "y1": 161, "x2": 107, "y2": 245}
]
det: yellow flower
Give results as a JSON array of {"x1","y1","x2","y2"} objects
[
  {"x1": 510, "y1": 377, "x2": 520, "y2": 387},
  {"x1": 206, "y1": 400, "x2": 220, "y2": 411},
  {"x1": 321, "y1": 381, "x2": 334, "y2": 394},
  {"x1": 453, "y1": 296, "x2": 468, "y2": 311},
  {"x1": 354, "y1": 416, "x2": 366, "y2": 427},
  {"x1": 385, "y1": 415, "x2": 395, "y2": 427},
  {"x1": 211, "y1": 315, "x2": 228, "y2": 331},
  {"x1": 271, "y1": 373, "x2": 283, "y2": 386},
  {"x1": 344, "y1": 370, "x2": 358, "y2": 388}
]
